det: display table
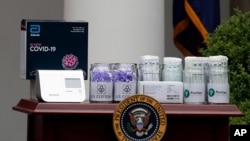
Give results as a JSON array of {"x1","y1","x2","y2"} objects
[{"x1": 13, "y1": 99, "x2": 243, "y2": 141}]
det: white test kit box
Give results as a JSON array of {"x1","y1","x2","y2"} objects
[
  {"x1": 36, "y1": 70, "x2": 86, "y2": 102},
  {"x1": 138, "y1": 81, "x2": 184, "y2": 103}
]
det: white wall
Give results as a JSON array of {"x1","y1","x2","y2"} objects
[
  {"x1": 0, "y1": 0, "x2": 229, "y2": 141},
  {"x1": 64, "y1": 0, "x2": 166, "y2": 64},
  {"x1": 0, "y1": 1, "x2": 63, "y2": 141}
]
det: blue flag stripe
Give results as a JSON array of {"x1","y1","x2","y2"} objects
[{"x1": 173, "y1": 0, "x2": 220, "y2": 56}]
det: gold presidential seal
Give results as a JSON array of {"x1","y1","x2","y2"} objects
[{"x1": 113, "y1": 94, "x2": 167, "y2": 141}]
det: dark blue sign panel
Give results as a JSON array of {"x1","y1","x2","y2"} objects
[{"x1": 20, "y1": 19, "x2": 88, "y2": 80}]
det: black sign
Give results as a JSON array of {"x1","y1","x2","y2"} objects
[
  {"x1": 20, "y1": 19, "x2": 88, "y2": 80},
  {"x1": 230, "y1": 125, "x2": 250, "y2": 141}
]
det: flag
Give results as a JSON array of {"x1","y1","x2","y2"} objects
[{"x1": 173, "y1": 0, "x2": 220, "y2": 56}]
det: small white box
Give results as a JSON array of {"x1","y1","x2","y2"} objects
[
  {"x1": 36, "y1": 70, "x2": 86, "y2": 102},
  {"x1": 138, "y1": 81, "x2": 183, "y2": 103}
]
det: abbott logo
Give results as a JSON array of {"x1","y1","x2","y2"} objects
[{"x1": 30, "y1": 25, "x2": 40, "y2": 34}]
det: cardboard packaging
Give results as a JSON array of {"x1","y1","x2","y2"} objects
[
  {"x1": 20, "y1": 19, "x2": 88, "y2": 80},
  {"x1": 138, "y1": 81, "x2": 184, "y2": 103}
]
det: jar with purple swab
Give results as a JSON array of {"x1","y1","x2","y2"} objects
[
  {"x1": 113, "y1": 63, "x2": 137, "y2": 102},
  {"x1": 89, "y1": 63, "x2": 113, "y2": 103}
]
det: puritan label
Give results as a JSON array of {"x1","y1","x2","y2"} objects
[
  {"x1": 184, "y1": 83, "x2": 205, "y2": 103},
  {"x1": 90, "y1": 82, "x2": 113, "y2": 102},
  {"x1": 207, "y1": 83, "x2": 229, "y2": 103}
]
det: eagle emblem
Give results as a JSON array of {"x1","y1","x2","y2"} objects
[{"x1": 128, "y1": 108, "x2": 153, "y2": 137}]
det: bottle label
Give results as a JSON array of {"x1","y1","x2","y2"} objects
[
  {"x1": 207, "y1": 83, "x2": 229, "y2": 103},
  {"x1": 114, "y1": 82, "x2": 136, "y2": 101},
  {"x1": 90, "y1": 82, "x2": 113, "y2": 102},
  {"x1": 184, "y1": 83, "x2": 206, "y2": 103}
]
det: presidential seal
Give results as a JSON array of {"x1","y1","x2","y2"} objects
[{"x1": 113, "y1": 94, "x2": 167, "y2": 141}]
